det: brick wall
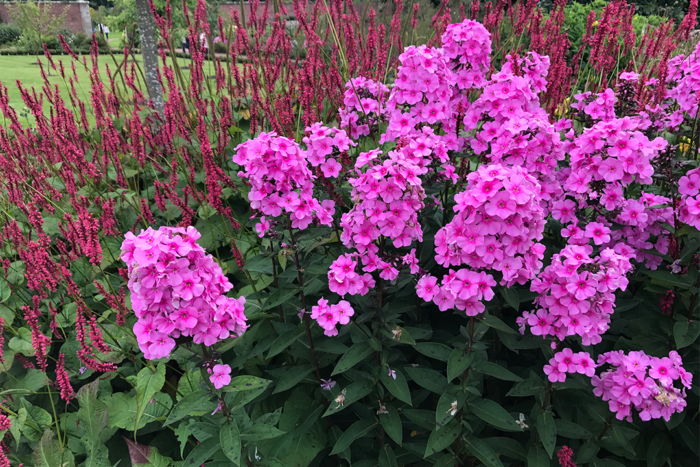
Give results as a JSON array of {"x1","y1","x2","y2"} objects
[{"x1": 0, "y1": 1, "x2": 92, "y2": 35}]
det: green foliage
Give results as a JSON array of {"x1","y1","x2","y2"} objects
[
  {"x1": 0, "y1": 24, "x2": 21, "y2": 46},
  {"x1": 7, "y1": 1, "x2": 68, "y2": 55}
]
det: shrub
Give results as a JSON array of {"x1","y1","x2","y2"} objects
[
  {"x1": 0, "y1": 24, "x2": 21, "y2": 45},
  {"x1": 0, "y1": 2, "x2": 698, "y2": 467}
]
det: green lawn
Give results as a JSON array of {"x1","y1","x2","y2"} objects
[{"x1": 0, "y1": 54, "x2": 195, "y2": 125}]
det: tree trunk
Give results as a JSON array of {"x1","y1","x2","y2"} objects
[{"x1": 134, "y1": 0, "x2": 164, "y2": 115}]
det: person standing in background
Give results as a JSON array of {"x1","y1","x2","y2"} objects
[{"x1": 104, "y1": 25, "x2": 110, "y2": 40}]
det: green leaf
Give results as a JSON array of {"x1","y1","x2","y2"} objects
[
  {"x1": 175, "y1": 420, "x2": 192, "y2": 459},
  {"x1": 554, "y1": 419, "x2": 592, "y2": 439},
  {"x1": 105, "y1": 392, "x2": 172, "y2": 430},
  {"x1": 462, "y1": 436, "x2": 504, "y2": 467},
  {"x1": 9, "y1": 327, "x2": 34, "y2": 356},
  {"x1": 500, "y1": 286, "x2": 519, "y2": 310},
  {"x1": 643, "y1": 269, "x2": 692, "y2": 289},
  {"x1": 330, "y1": 420, "x2": 377, "y2": 455},
  {"x1": 527, "y1": 446, "x2": 549, "y2": 467},
  {"x1": 575, "y1": 441, "x2": 599, "y2": 464},
  {"x1": 267, "y1": 330, "x2": 303, "y2": 359},
  {"x1": 263, "y1": 287, "x2": 299, "y2": 311},
  {"x1": 474, "y1": 361, "x2": 523, "y2": 382},
  {"x1": 677, "y1": 420, "x2": 700, "y2": 457},
  {"x1": 134, "y1": 363, "x2": 166, "y2": 434},
  {"x1": 447, "y1": 349, "x2": 473, "y2": 383},
  {"x1": 506, "y1": 376, "x2": 545, "y2": 397},
  {"x1": 221, "y1": 421, "x2": 242, "y2": 466},
  {"x1": 483, "y1": 437, "x2": 527, "y2": 461},
  {"x1": 379, "y1": 404, "x2": 402, "y2": 446},
  {"x1": 33, "y1": 429, "x2": 75, "y2": 467},
  {"x1": 414, "y1": 342, "x2": 451, "y2": 362},
  {"x1": 647, "y1": 433, "x2": 672, "y2": 467},
  {"x1": 537, "y1": 412, "x2": 556, "y2": 458},
  {"x1": 482, "y1": 314, "x2": 517, "y2": 334},
  {"x1": 468, "y1": 399, "x2": 522, "y2": 432},
  {"x1": 601, "y1": 426, "x2": 637, "y2": 457},
  {"x1": 331, "y1": 343, "x2": 374, "y2": 376},
  {"x1": 223, "y1": 375, "x2": 273, "y2": 392},
  {"x1": 673, "y1": 320, "x2": 700, "y2": 349},
  {"x1": 273, "y1": 364, "x2": 315, "y2": 394},
  {"x1": 21, "y1": 400, "x2": 52, "y2": 442},
  {"x1": 424, "y1": 419, "x2": 461, "y2": 458},
  {"x1": 323, "y1": 381, "x2": 373, "y2": 417},
  {"x1": 9, "y1": 407, "x2": 27, "y2": 445},
  {"x1": 164, "y1": 389, "x2": 214, "y2": 427},
  {"x1": 405, "y1": 366, "x2": 448, "y2": 394},
  {"x1": 591, "y1": 458, "x2": 626, "y2": 467},
  {"x1": 76, "y1": 379, "x2": 110, "y2": 467},
  {"x1": 380, "y1": 368, "x2": 412, "y2": 405},
  {"x1": 379, "y1": 445, "x2": 398, "y2": 467},
  {"x1": 183, "y1": 435, "x2": 220, "y2": 466},
  {"x1": 0, "y1": 278, "x2": 11, "y2": 303},
  {"x1": 241, "y1": 424, "x2": 285, "y2": 441}
]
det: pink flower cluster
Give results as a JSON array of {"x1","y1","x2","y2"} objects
[
  {"x1": 384, "y1": 45, "x2": 454, "y2": 141},
  {"x1": 441, "y1": 19, "x2": 491, "y2": 92},
  {"x1": 416, "y1": 269, "x2": 495, "y2": 315},
  {"x1": 667, "y1": 41, "x2": 700, "y2": 117},
  {"x1": 340, "y1": 149, "x2": 426, "y2": 250},
  {"x1": 302, "y1": 122, "x2": 354, "y2": 175},
  {"x1": 328, "y1": 253, "x2": 376, "y2": 296},
  {"x1": 434, "y1": 164, "x2": 546, "y2": 285},
  {"x1": 339, "y1": 77, "x2": 392, "y2": 140},
  {"x1": 592, "y1": 350, "x2": 692, "y2": 422},
  {"x1": 565, "y1": 117, "x2": 667, "y2": 193},
  {"x1": 209, "y1": 363, "x2": 232, "y2": 389},
  {"x1": 678, "y1": 167, "x2": 700, "y2": 230},
  {"x1": 571, "y1": 89, "x2": 617, "y2": 122},
  {"x1": 463, "y1": 54, "x2": 565, "y2": 187},
  {"x1": 543, "y1": 348, "x2": 597, "y2": 382},
  {"x1": 121, "y1": 226, "x2": 247, "y2": 360},
  {"x1": 519, "y1": 245, "x2": 632, "y2": 346},
  {"x1": 233, "y1": 132, "x2": 335, "y2": 232},
  {"x1": 310, "y1": 297, "x2": 355, "y2": 336}
]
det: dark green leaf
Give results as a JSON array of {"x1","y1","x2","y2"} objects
[
  {"x1": 482, "y1": 314, "x2": 517, "y2": 334},
  {"x1": 263, "y1": 287, "x2": 299, "y2": 311},
  {"x1": 647, "y1": 434, "x2": 672, "y2": 467},
  {"x1": 643, "y1": 270, "x2": 691, "y2": 289},
  {"x1": 134, "y1": 363, "x2": 166, "y2": 435},
  {"x1": 483, "y1": 437, "x2": 527, "y2": 461},
  {"x1": 500, "y1": 286, "x2": 519, "y2": 310},
  {"x1": 223, "y1": 375, "x2": 272, "y2": 392},
  {"x1": 463, "y1": 436, "x2": 504, "y2": 467},
  {"x1": 424, "y1": 419, "x2": 461, "y2": 458},
  {"x1": 414, "y1": 342, "x2": 451, "y2": 362},
  {"x1": 272, "y1": 365, "x2": 315, "y2": 394},
  {"x1": 323, "y1": 382, "x2": 373, "y2": 417},
  {"x1": 674, "y1": 320, "x2": 700, "y2": 349},
  {"x1": 380, "y1": 368, "x2": 412, "y2": 405},
  {"x1": 240, "y1": 424, "x2": 285, "y2": 441},
  {"x1": 576, "y1": 441, "x2": 600, "y2": 464},
  {"x1": 506, "y1": 376, "x2": 545, "y2": 397},
  {"x1": 380, "y1": 404, "x2": 402, "y2": 446},
  {"x1": 267, "y1": 330, "x2": 304, "y2": 359},
  {"x1": 537, "y1": 412, "x2": 556, "y2": 458},
  {"x1": 183, "y1": 436, "x2": 220, "y2": 466},
  {"x1": 164, "y1": 390, "x2": 212, "y2": 427},
  {"x1": 554, "y1": 419, "x2": 592, "y2": 439},
  {"x1": 379, "y1": 445, "x2": 398, "y2": 467},
  {"x1": 591, "y1": 458, "x2": 626, "y2": 467},
  {"x1": 447, "y1": 349, "x2": 473, "y2": 383},
  {"x1": 475, "y1": 361, "x2": 523, "y2": 382},
  {"x1": 405, "y1": 366, "x2": 448, "y2": 394},
  {"x1": 331, "y1": 343, "x2": 374, "y2": 376},
  {"x1": 527, "y1": 446, "x2": 549, "y2": 467},
  {"x1": 468, "y1": 399, "x2": 522, "y2": 432},
  {"x1": 330, "y1": 420, "x2": 377, "y2": 455}
]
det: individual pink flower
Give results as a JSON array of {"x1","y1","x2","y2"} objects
[{"x1": 210, "y1": 364, "x2": 232, "y2": 389}]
